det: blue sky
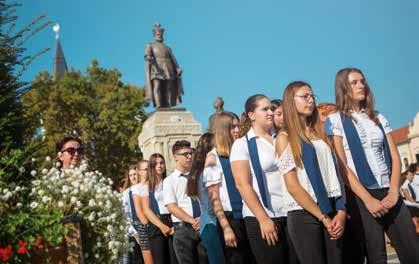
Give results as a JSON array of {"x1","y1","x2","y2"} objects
[{"x1": 18, "y1": 0, "x2": 419, "y2": 130}]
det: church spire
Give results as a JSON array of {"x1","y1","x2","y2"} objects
[{"x1": 52, "y1": 23, "x2": 68, "y2": 79}]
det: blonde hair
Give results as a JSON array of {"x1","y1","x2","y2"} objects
[
  {"x1": 212, "y1": 112, "x2": 234, "y2": 157},
  {"x1": 283, "y1": 81, "x2": 327, "y2": 168}
]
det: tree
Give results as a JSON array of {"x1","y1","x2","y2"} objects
[
  {"x1": 0, "y1": 0, "x2": 52, "y2": 184},
  {"x1": 22, "y1": 60, "x2": 148, "y2": 185}
]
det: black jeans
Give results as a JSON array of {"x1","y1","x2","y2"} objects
[
  {"x1": 148, "y1": 214, "x2": 178, "y2": 264},
  {"x1": 217, "y1": 212, "x2": 256, "y2": 264},
  {"x1": 354, "y1": 188, "x2": 419, "y2": 264},
  {"x1": 244, "y1": 216, "x2": 288, "y2": 264},
  {"x1": 287, "y1": 210, "x2": 342, "y2": 264},
  {"x1": 173, "y1": 223, "x2": 208, "y2": 264}
]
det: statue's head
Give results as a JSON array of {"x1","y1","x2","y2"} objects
[
  {"x1": 152, "y1": 23, "x2": 164, "y2": 42},
  {"x1": 213, "y1": 97, "x2": 224, "y2": 113}
]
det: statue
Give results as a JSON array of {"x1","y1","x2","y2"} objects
[
  {"x1": 208, "y1": 97, "x2": 224, "y2": 132},
  {"x1": 145, "y1": 23, "x2": 183, "y2": 108}
]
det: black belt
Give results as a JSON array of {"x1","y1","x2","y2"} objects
[{"x1": 173, "y1": 221, "x2": 193, "y2": 228}]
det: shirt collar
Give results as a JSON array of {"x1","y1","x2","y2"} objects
[
  {"x1": 246, "y1": 127, "x2": 257, "y2": 140},
  {"x1": 174, "y1": 168, "x2": 189, "y2": 177},
  {"x1": 349, "y1": 108, "x2": 366, "y2": 114}
]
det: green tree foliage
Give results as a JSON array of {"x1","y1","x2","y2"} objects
[
  {"x1": 22, "y1": 60, "x2": 148, "y2": 185},
  {"x1": 0, "y1": 0, "x2": 52, "y2": 185}
]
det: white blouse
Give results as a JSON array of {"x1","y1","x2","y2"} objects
[
  {"x1": 122, "y1": 187, "x2": 139, "y2": 236},
  {"x1": 276, "y1": 139, "x2": 342, "y2": 213},
  {"x1": 138, "y1": 181, "x2": 170, "y2": 215},
  {"x1": 325, "y1": 110, "x2": 392, "y2": 189},
  {"x1": 230, "y1": 128, "x2": 287, "y2": 218}
]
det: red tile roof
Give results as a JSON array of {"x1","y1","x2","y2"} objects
[{"x1": 391, "y1": 126, "x2": 409, "y2": 145}]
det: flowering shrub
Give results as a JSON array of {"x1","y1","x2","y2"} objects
[
  {"x1": 29, "y1": 159, "x2": 129, "y2": 262},
  {"x1": 0, "y1": 183, "x2": 67, "y2": 263}
]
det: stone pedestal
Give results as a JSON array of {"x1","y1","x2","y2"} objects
[{"x1": 138, "y1": 108, "x2": 201, "y2": 173}]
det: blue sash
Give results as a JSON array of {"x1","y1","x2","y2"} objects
[
  {"x1": 301, "y1": 140, "x2": 333, "y2": 214},
  {"x1": 340, "y1": 113, "x2": 392, "y2": 188},
  {"x1": 219, "y1": 155, "x2": 243, "y2": 219},
  {"x1": 246, "y1": 135, "x2": 269, "y2": 208},
  {"x1": 128, "y1": 190, "x2": 139, "y2": 221},
  {"x1": 191, "y1": 197, "x2": 201, "y2": 218},
  {"x1": 149, "y1": 190, "x2": 161, "y2": 215},
  {"x1": 408, "y1": 183, "x2": 417, "y2": 201}
]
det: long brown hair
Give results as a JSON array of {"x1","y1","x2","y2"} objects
[
  {"x1": 239, "y1": 94, "x2": 269, "y2": 137},
  {"x1": 147, "y1": 153, "x2": 167, "y2": 192},
  {"x1": 212, "y1": 112, "x2": 234, "y2": 157},
  {"x1": 187, "y1": 133, "x2": 215, "y2": 197},
  {"x1": 122, "y1": 165, "x2": 138, "y2": 191},
  {"x1": 335, "y1": 68, "x2": 378, "y2": 124},
  {"x1": 283, "y1": 81, "x2": 326, "y2": 168}
]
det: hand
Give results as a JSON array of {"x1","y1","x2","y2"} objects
[
  {"x1": 176, "y1": 68, "x2": 183, "y2": 77},
  {"x1": 364, "y1": 197, "x2": 388, "y2": 218},
  {"x1": 191, "y1": 217, "x2": 200, "y2": 231},
  {"x1": 381, "y1": 190, "x2": 399, "y2": 210},
  {"x1": 329, "y1": 210, "x2": 346, "y2": 240},
  {"x1": 159, "y1": 224, "x2": 172, "y2": 237},
  {"x1": 169, "y1": 227, "x2": 174, "y2": 235},
  {"x1": 259, "y1": 218, "x2": 279, "y2": 246},
  {"x1": 321, "y1": 214, "x2": 333, "y2": 234},
  {"x1": 223, "y1": 227, "x2": 238, "y2": 248}
]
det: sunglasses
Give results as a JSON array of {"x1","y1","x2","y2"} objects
[
  {"x1": 62, "y1": 147, "x2": 84, "y2": 155},
  {"x1": 176, "y1": 151, "x2": 193, "y2": 158}
]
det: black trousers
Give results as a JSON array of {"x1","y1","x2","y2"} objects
[
  {"x1": 173, "y1": 223, "x2": 208, "y2": 264},
  {"x1": 287, "y1": 210, "x2": 342, "y2": 264},
  {"x1": 354, "y1": 188, "x2": 419, "y2": 264},
  {"x1": 217, "y1": 212, "x2": 255, "y2": 264},
  {"x1": 343, "y1": 188, "x2": 367, "y2": 264},
  {"x1": 244, "y1": 216, "x2": 288, "y2": 264},
  {"x1": 148, "y1": 214, "x2": 178, "y2": 264}
]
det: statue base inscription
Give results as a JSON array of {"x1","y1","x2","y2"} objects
[{"x1": 138, "y1": 108, "x2": 201, "y2": 173}]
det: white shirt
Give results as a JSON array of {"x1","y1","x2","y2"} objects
[
  {"x1": 325, "y1": 110, "x2": 392, "y2": 189},
  {"x1": 207, "y1": 148, "x2": 233, "y2": 212},
  {"x1": 276, "y1": 139, "x2": 343, "y2": 212},
  {"x1": 163, "y1": 169, "x2": 202, "y2": 223},
  {"x1": 138, "y1": 181, "x2": 170, "y2": 214},
  {"x1": 122, "y1": 187, "x2": 139, "y2": 236},
  {"x1": 230, "y1": 128, "x2": 287, "y2": 218},
  {"x1": 401, "y1": 179, "x2": 419, "y2": 202}
]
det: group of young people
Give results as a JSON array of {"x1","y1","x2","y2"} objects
[{"x1": 119, "y1": 67, "x2": 419, "y2": 264}]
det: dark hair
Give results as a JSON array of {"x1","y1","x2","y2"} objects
[
  {"x1": 239, "y1": 94, "x2": 269, "y2": 136},
  {"x1": 172, "y1": 140, "x2": 191, "y2": 154},
  {"x1": 148, "y1": 153, "x2": 167, "y2": 192},
  {"x1": 122, "y1": 164, "x2": 138, "y2": 190},
  {"x1": 408, "y1": 163, "x2": 417, "y2": 173},
  {"x1": 187, "y1": 133, "x2": 215, "y2": 197},
  {"x1": 271, "y1": 99, "x2": 283, "y2": 111},
  {"x1": 335, "y1": 68, "x2": 378, "y2": 124},
  {"x1": 56, "y1": 136, "x2": 83, "y2": 153}
]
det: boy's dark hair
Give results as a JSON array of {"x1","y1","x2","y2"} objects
[
  {"x1": 56, "y1": 136, "x2": 83, "y2": 153},
  {"x1": 172, "y1": 140, "x2": 191, "y2": 154},
  {"x1": 408, "y1": 163, "x2": 417, "y2": 173}
]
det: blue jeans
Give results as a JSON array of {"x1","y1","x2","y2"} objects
[{"x1": 201, "y1": 224, "x2": 225, "y2": 264}]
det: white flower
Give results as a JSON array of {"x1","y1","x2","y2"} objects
[
  {"x1": 58, "y1": 201, "x2": 64, "y2": 208},
  {"x1": 70, "y1": 196, "x2": 78, "y2": 203},
  {"x1": 55, "y1": 162, "x2": 61, "y2": 168},
  {"x1": 38, "y1": 190, "x2": 45, "y2": 196},
  {"x1": 104, "y1": 232, "x2": 109, "y2": 237},
  {"x1": 46, "y1": 156, "x2": 51, "y2": 162},
  {"x1": 30, "y1": 170, "x2": 37, "y2": 176},
  {"x1": 42, "y1": 196, "x2": 50, "y2": 203},
  {"x1": 62, "y1": 185, "x2": 69, "y2": 194},
  {"x1": 57, "y1": 152, "x2": 62, "y2": 158},
  {"x1": 76, "y1": 201, "x2": 82, "y2": 207},
  {"x1": 30, "y1": 202, "x2": 38, "y2": 208},
  {"x1": 42, "y1": 168, "x2": 48, "y2": 174},
  {"x1": 88, "y1": 199, "x2": 96, "y2": 207},
  {"x1": 15, "y1": 186, "x2": 21, "y2": 192},
  {"x1": 31, "y1": 158, "x2": 36, "y2": 162},
  {"x1": 19, "y1": 167, "x2": 25, "y2": 173},
  {"x1": 95, "y1": 254, "x2": 99, "y2": 259},
  {"x1": 16, "y1": 202, "x2": 22, "y2": 208}
]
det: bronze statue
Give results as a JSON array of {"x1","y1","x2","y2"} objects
[{"x1": 145, "y1": 23, "x2": 183, "y2": 108}]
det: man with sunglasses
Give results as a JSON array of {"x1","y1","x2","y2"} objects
[
  {"x1": 163, "y1": 140, "x2": 208, "y2": 264},
  {"x1": 56, "y1": 136, "x2": 84, "y2": 169}
]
